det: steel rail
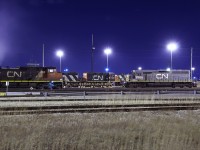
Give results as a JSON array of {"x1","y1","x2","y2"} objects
[
  {"x1": 1, "y1": 90, "x2": 199, "y2": 97},
  {"x1": 1, "y1": 87, "x2": 200, "y2": 92}
]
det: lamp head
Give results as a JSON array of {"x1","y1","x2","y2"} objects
[
  {"x1": 166, "y1": 42, "x2": 178, "y2": 52},
  {"x1": 104, "y1": 48, "x2": 112, "y2": 55},
  {"x1": 56, "y1": 50, "x2": 64, "y2": 57}
]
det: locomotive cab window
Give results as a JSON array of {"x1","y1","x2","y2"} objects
[{"x1": 136, "y1": 73, "x2": 142, "y2": 76}]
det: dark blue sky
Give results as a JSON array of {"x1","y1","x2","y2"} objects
[{"x1": 0, "y1": 0, "x2": 200, "y2": 76}]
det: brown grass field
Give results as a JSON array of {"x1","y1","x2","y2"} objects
[{"x1": 0, "y1": 110, "x2": 200, "y2": 150}]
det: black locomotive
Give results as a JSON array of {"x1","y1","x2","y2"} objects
[
  {"x1": 0, "y1": 66, "x2": 63, "y2": 89},
  {"x1": 62, "y1": 72, "x2": 115, "y2": 88}
]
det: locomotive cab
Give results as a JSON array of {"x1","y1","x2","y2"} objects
[{"x1": 131, "y1": 70, "x2": 144, "y2": 81}]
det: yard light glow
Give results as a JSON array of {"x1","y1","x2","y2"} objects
[
  {"x1": 104, "y1": 47, "x2": 112, "y2": 72},
  {"x1": 56, "y1": 50, "x2": 64, "y2": 72},
  {"x1": 166, "y1": 42, "x2": 178, "y2": 70},
  {"x1": 105, "y1": 68, "x2": 109, "y2": 72}
]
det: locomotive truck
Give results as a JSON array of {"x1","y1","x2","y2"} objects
[{"x1": 0, "y1": 66, "x2": 63, "y2": 89}]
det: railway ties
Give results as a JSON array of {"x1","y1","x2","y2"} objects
[{"x1": 1, "y1": 103, "x2": 200, "y2": 115}]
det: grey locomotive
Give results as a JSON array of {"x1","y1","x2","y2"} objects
[{"x1": 124, "y1": 70, "x2": 196, "y2": 88}]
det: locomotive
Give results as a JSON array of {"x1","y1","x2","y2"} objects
[
  {"x1": 63, "y1": 70, "x2": 197, "y2": 88},
  {"x1": 62, "y1": 72, "x2": 116, "y2": 88},
  {"x1": 0, "y1": 66, "x2": 63, "y2": 89},
  {"x1": 0, "y1": 65, "x2": 197, "y2": 89},
  {"x1": 124, "y1": 70, "x2": 196, "y2": 88}
]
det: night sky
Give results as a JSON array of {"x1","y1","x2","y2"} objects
[{"x1": 0, "y1": 0, "x2": 200, "y2": 77}]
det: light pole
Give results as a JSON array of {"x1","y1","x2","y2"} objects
[
  {"x1": 104, "y1": 48, "x2": 112, "y2": 72},
  {"x1": 138, "y1": 67, "x2": 142, "y2": 70},
  {"x1": 191, "y1": 67, "x2": 195, "y2": 80},
  {"x1": 56, "y1": 50, "x2": 64, "y2": 72},
  {"x1": 166, "y1": 42, "x2": 178, "y2": 70}
]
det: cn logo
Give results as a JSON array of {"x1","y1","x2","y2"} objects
[
  {"x1": 93, "y1": 75, "x2": 104, "y2": 81},
  {"x1": 7, "y1": 71, "x2": 22, "y2": 78},
  {"x1": 156, "y1": 73, "x2": 169, "y2": 80}
]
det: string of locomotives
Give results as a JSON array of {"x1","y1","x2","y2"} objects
[{"x1": 0, "y1": 65, "x2": 197, "y2": 89}]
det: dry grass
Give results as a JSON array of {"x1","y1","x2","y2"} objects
[
  {"x1": 1, "y1": 99, "x2": 200, "y2": 108},
  {"x1": 0, "y1": 110, "x2": 200, "y2": 150}
]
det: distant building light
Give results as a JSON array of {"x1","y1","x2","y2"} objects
[
  {"x1": 138, "y1": 67, "x2": 142, "y2": 70},
  {"x1": 166, "y1": 68, "x2": 171, "y2": 71},
  {"x1": 64, "y1": 68, "x2": 69, "y2": 72}
]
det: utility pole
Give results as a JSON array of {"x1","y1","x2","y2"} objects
[
  {"x1": 190, "y1": 47, "x2": 193, "y2": 80},
  {"x1": 43, "y1": 44, "x2": 45, "y2": 67},
  {"x1": 91, "y1": 34, "x2": 95, "y2": 72}
]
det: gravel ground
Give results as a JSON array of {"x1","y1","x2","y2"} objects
[
  {"x1": 1, "y1": 94, "x2": 200, "y2": 101},
  {"x1": 0, "y1": 99, "x2": 200, "y2": 107}
]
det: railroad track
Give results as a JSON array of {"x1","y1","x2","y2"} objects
[
  {"x1": 1, "y1": 103, "x2": 200, "y2": 115},
  {"x1": 1, "y1": 87, "x2": 200, "y2": 92}
]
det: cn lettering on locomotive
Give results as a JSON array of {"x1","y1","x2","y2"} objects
[
  {"x1": 7, "y1": 71, "x2": 22, "y2": 78},
  {"x1": 92, "y1": 75, "x2": 104, "y2": 81},
  {"x1": 156, "y1": 73, "x2": 169, "y2": 80}
]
